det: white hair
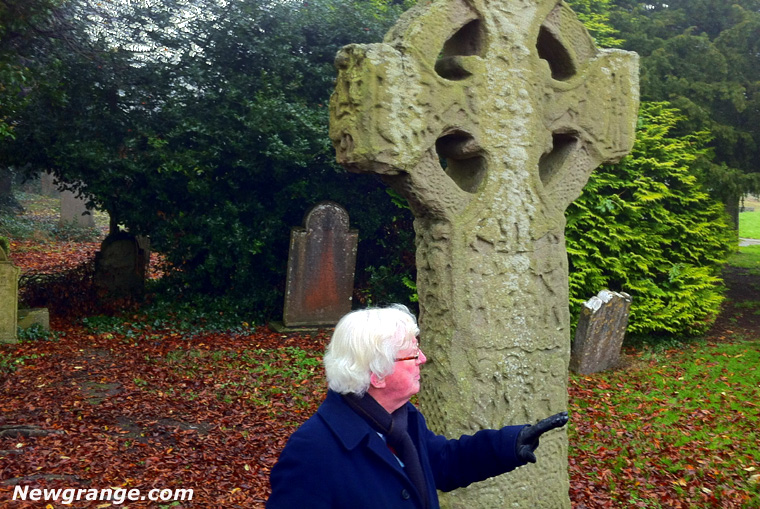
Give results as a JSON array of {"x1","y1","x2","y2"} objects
[{"x1": 324, "y1": 305, "x2": 420, "y2": 395}]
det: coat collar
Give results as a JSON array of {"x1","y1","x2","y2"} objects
[
  {"x1": 318, "y1": 390, "x2": 421, "y2": 452},
  {"x1": 318, "y1": 390, "x2": 429, "y2": 507},
  {"x1": 317, "y1": 390, "x2": 383, "y2": 449}
]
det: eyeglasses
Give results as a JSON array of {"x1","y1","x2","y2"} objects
[{"x1": 395, "y1": 346, "x2": 421, "y2": 362}]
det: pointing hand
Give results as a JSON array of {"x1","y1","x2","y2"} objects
[{"x1": 515, "y1": 411, "x2": 569, "y2": 463}]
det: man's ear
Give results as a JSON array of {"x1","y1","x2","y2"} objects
[{"x1": 370, "y1": 372, "x2": 386, "y2": 389}]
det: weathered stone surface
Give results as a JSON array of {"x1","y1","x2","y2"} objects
[
  {"x1": 59, "y1": 188, "x2": 95, "y2": 228},
  {"x1": 329, "y1": 0, "x2": 639, "y2": 507},
  {"x1": 40, "y1": 172, "x2": 60, "y2": 198},
  {"x1": 17, "y1": 308, "x2": 50, "y2": 332},
  {"x1": 283, "y1": 202, "x2": 358, "y2": 327},
  {"x1": 570, "y1": 290, "x2": 632, "y2": 374},
  {"x1": 94, "y1": 233, "x2": 150, "y2": 299},
  {"x1": 0, "y1": 248, "x2": 20, "y2": 344}
]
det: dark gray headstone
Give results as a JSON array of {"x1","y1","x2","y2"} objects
[
  {"x1": 94, "y1": 233, "x2": 150, "y2": 299},
  {"x1": 570, "y1": 290, "x2": 632, "y2": 374},
  {"x1": 282, "y1": 202, "x2": 358, "y2": 327}
]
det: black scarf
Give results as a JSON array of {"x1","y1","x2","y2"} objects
[{"x1": 343, "y1": 392, "x2": 429, "y2": 509}]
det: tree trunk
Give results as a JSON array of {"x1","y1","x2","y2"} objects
[{"x1": 0, "y1": 168, "x2": 22, "y2": 214}]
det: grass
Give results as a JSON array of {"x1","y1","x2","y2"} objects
[
  {"x1": 740, "y1": 196, "x2": 760, "y2": 239},
  {"x1": 569, "y1": 339, "x2": 760, "y2": 507},
  {"x1": 728, "y1": 245, "x2": 760, "y2": 274},
  {"x1": 1, "y1": 191, "x2": 104, "y2": 242},
  {"x1": 145, "y1": 345, "x2": 323, "y2": 411},
  {"x1": 739, "y1": 210, "x2": 760, "y2": 239},
  {"x1": 7, "y1": 321, "x2": 755, "y2": 506}
]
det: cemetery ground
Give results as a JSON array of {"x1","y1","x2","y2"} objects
[{"x1": 0, "y1": 193, "x2": 759, "y2": 509}]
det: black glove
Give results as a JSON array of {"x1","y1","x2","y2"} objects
[{"x1": 515, "y1": 411, "x2": 569, "y2": 463}]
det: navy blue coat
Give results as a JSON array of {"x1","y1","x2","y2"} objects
[{"x1": 267, "y1": 390, "x2": 528, "y2": 509}]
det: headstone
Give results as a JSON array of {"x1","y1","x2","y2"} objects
[
  {"x1": 570, "y1": 290, "x2": 632, "y2": 374},
  {"x1": 329, "y1": 0, "x2": 639, "y2": 507},
  {"x1": 282, "y1": 201, "x2": 358, "y2": 327},
  {"x1": 40, "y1": 172, "x2": 59, "y2": 198},
  {"x1": 0, "y1": 248, "x2": 20, "y2": 344},
  {"x1": 59, "y1": 188, "x2": 95, "y2": 228},
  {"x1": 94, "y1": 232, "x2": 150, "y2": 299},
  {"x1": 17, "y1": 308, "x2": 50, "y2": 332}
]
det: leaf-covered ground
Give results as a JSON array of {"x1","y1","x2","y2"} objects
[
  {"x1": 568, "y1": 264, "x2": 760, "y2": 508},
  {"x1": 1, "y1": 318, "x2": 329, "y2": 508},
  {"x1": 1, "y1": 196, "x2": 759, "y2": 507}
]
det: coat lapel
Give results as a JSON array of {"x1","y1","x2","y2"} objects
[{"x1": 318, "y1": 391, "x2": 416, "y2": 481}]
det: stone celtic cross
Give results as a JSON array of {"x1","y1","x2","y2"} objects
[{"x1": 329, "y1": 0, "x2": 638, "y2": 507}]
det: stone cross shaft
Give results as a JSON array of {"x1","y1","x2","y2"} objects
[{"x1": 329, "y1": 0, "x2": 639, "y2": 507}]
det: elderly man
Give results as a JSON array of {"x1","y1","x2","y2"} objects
[{"x1": 267, "y1": 305, "x2": 568, "y2": 508}]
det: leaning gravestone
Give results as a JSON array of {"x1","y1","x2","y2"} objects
[
  {"x1": 329, "y1": 0, "x2": 639, "y2": 507},
  {"x1": 570, "y1": 290, "x2": 632, "y2": 374},
  {"x1": 0, "y1": 246, "x2": 20, "y2": 344},
  {"x1": 282, "y1": 202, "x2": 358, "y2": 327},
  {"x1": 94, "y1": 232, "x2": 150, "y2": 299},
  {"x1": 59, "y1": 188, "x2": 95, "y2": 229}
]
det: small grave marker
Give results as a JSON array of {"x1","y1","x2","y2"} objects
[
  {"x1": 94, "y1": 233, "x2": 150, "y2": 299},
  {"x1": 570, "y1": 290, "x2": 632, "y2": 374}
]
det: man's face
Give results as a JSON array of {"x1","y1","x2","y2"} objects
[{"x1": 378, "y1": 335, "x2": 427, "y2": 409}]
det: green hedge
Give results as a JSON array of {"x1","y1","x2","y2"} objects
[{"x1": 566, "y1": 102, "x2": 735, "y2": 335}]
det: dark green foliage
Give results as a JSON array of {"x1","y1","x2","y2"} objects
[
  {"x1": 353, "y1": 196, "x2": 417, "y2": 309},
  {"x1": 566, "y1": 102, "x2": 735, "y2": 335},
  {"x1": 4, "y1": 0, "x2": 417, "y2": 317},
  {"x1": 16, "y1": 324, "x2": 58, "y2": 342},
  {"x1": 80, "y1": 295, "x2": 254, "y2": 337},
  {"x1": 4, "y1": 0, "x2": 736, "y2": 337},
  {"x1": 608, "y1": 0, "x2": 760, "y2": 218},
  {"x1": 0, "y1": 0, "x2": 57, "y2": 140}
]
